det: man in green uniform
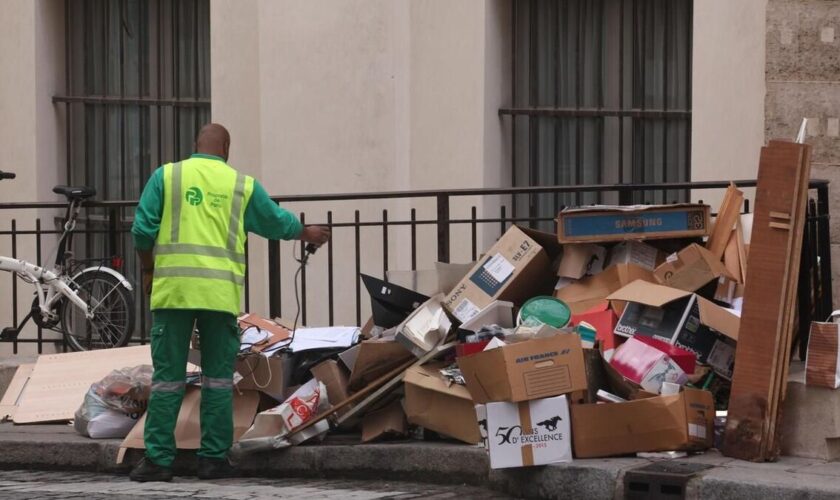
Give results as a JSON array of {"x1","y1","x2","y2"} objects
[{"x1": 129, "y1": 123, "x2": 330, "y2": 482}]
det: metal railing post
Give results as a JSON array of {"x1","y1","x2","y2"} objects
[
  {"x1": 817, "y1": 182, "x2": 834, "y2": 314},
  {"x1": 108, "y1": 207, "x2": 118, "y2": 257},
  {"x1": 437, "y1": 194, "x2": 450, "y2": 263},
  {"x1": 268, "y1": 239, "x2": 281, "y2": 318}
]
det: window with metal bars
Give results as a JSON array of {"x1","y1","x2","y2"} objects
[
  {"x1": 52, "y1": 0, "x2": 210, "y2": 339},
  {"x1": 56, "y1": 0, "x2": 211, "y2": 203},
  {"x1": 502, "y1": 0, "x2": 692, "y2": 229}
]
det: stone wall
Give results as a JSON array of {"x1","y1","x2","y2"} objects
[{"x1": 766, "y1": 0, "x2": 840, "y2": 306}]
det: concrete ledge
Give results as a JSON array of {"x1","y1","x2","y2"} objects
[{"x1": 2, "y1": 424, "x2": 840, "y2": 499}]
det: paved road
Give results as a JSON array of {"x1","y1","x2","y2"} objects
[{"x1": 0, "y1": 470, "x2": 516, "y2": 499}]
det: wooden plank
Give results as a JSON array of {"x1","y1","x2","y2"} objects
[
  {"x1": 14, "y1": 345, "x2": 153, "y2": 424},
  {"x1": 723, "y1": 142, "x2": 809, "y2": 461},
  {"x1": 736, "y1": 218, "x2": 748, "y2": 283},
  {"x1": 765, "y1": 141, "x2": 812, "y2": 458},
  {"x1": 0, "y1": 364, "x2": 34, "y2": 421},
  {"x1": 707, "y1": 183, "x2": 745, "y2": 260}
]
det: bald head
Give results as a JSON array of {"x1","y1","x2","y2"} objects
[{"x1": 195, "y1": 123, "x2": 231, "y2": 161}]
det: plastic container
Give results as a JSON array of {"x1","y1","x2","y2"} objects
[{"x1": 517, "y1": 296, "x2": 572, "y2": 328}]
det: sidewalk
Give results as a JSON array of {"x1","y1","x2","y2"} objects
[{"x1": 1, "y1": 424, "x2": 839, "y2": 500}]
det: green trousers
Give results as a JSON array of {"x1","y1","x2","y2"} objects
[{"x1": 145, "y1": 309, "x2": 240, "y2": 467}]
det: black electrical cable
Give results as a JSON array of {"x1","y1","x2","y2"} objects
[{"x1": 289, "y1": 243, "x2": 319, "y2": 347}]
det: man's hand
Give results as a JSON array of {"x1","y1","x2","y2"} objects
[{"x1": 300, "y1": 225, "x2": 331, "y2": 246}]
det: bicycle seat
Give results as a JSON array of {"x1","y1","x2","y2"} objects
[{"x1": 53, "y1": 185, "x2": 96, "y2": 200}]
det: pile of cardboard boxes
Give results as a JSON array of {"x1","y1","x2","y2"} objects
[{"x1": 199, "y1": 188, "x2": 747, "y2": 469}]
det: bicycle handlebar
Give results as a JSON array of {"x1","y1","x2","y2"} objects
[{"x1": 0, "y1": 171, "x2": 15, "y2": 180}]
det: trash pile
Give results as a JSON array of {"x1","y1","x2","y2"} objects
[
  {"x1": 0, "y1": 140, "x2": 817, "y2": 468},
  {"x1": 189, "y1": 191, "x2": 749, "y2": 468}
]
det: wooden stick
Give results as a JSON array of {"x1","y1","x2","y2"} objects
[{"x1": 707, "y1": 183, "x2": 744, "y2": 260}]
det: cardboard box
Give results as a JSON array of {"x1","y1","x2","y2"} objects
[
  {"x1": 569, "y1": 302, "x2": 620, "y2": 352},
  {"x1": 480, "y1": 395, "x2": 572, "y2": 469},
  {"x1": 361, "y1": 399, "x2": 408, "y2": 443},
  {"x1": 570, "y1": 388, "x2": 714, "y2": 458},
  {"x1": 607, "y1": 241, "x2": 663, "y2": 270},
  {"x1": 557, "y1": 244, "x2": 607, "y2": 279},
  {"x1": 404, "y1": 364, "x2": 481, "y2": 444},
  {"x1": 608, "y1": 280, "x2": 739, "y2": 379},
  {"x1": 235, "y1": 353, "x2": 292, "y2": 402},
  {"x1": 395, "y1": 294, "x2": 452, "y2": 358},
  {"x1": 557, "y1": 203, "x2": 711, "y2": 243},
  {"x1": 346, "y1": 339, "x2": 413, "y2": 390},
  {"x1": 458, "y1": 334, "x2": 587, "y2": 404},
  {"x1": 444, "y1": 226, "x2": 561, "y2": 323},
  {"x1": 386, "y1": 262, "x2": 475, "y2": 296},
  {"x1": 459, "y1": 300, "x2": 515, "y2": 333},
  {"x1": 554, "y1": 263, "x2": 655, "y2": 315},
  {"x1": 310, "y1": 360, "x2": 350, "y2": 407},
  {"x1": 654, "y1": 243, "x2": 734, "y2": 293}
]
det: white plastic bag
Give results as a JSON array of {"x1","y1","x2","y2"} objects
[{"x1": 74, "y1": 364, "x2": 152, "y2": 438}]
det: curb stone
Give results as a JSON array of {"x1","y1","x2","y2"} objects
[{"x1": 2, "y1": 426, "x2": 840, "y2": 499}]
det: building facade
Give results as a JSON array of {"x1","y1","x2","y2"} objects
[{"x1": 0, "y1": 0, "x2": 836, "y2": 355}]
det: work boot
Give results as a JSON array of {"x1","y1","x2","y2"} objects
[
  {"x1": 129, "y1": 457, "x2": 173, "y2": 482},
  {"x1": 197, "y1": 456, "x2": 239, "y2": 480}
]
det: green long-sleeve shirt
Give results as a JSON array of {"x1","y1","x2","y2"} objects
[{"x1": 131, "y1": 154, "x2": 303, "y2": 251}]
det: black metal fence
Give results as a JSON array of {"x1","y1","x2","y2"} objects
[{"x1": 0, "y1": 180, "x2": 832, "y2": 358}]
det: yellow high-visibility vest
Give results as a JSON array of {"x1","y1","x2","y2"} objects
[{"x1": 152, "y1": 157, "x2": 254, "y2": 315}]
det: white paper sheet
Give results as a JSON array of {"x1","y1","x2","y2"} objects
[{"x1": 259, "y1": 326, "x2": 361, "y2": 355}]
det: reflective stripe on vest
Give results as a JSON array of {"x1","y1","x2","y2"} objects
[{"x1": 151, "y1": 157, "x2": 254, "y2": 315}]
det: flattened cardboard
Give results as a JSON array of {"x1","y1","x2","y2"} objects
[
  {"x1": 458, "y1": 334, "x2": 587, "y2": 404},
  {"x1": 557, "y1": 204, "x2": 711, "y2": 243},
  {"x1": 0, "y1": 363, "x2": 34, "y2": 421},
  {"x1": 654, "y1": 244, "x2": 734, "y2": 293},
  {"x1": 121, "y1": 386, "x2": 259, "y2": 450},
  {"x1": 361, "y1": 399, "x2": 407, "y2": 443},
  {"x1": 14, "y1": 345, "x2": 153, "y2": 424},
  {"x1": 404, "y1": 364, "x2": 481, "y2": 444},
  {"x1": 483, "y1": 395, "x2": 572, "y2": 469},
  {"x1": 443, "y1": 226, "x2": 561, "y2": 323},
  {"x1": 235, "y1": 353, "x2": 291, "y2": 401},
  {"x1": 347, "y1": 339, "x2": 413, "y2": 390},
  {"x1": 386, "y1": 262, "x2": 475, "y2": 296},
  {"x1": 557, "y1": 244, "x2": 607, "y2": 279},
  {"x1": 570, "y1": 388, "x2": 714, "y2": 458},
  {"x1": 554, "y1": 264, "x2": 655, "y2": 314}
]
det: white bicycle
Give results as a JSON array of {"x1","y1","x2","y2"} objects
[{"x1": 0, "y1": 170, "x2": 135, "y2": 351}]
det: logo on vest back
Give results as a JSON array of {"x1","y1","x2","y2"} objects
[{"x1": 186, "y1": 187, "x2": 203, "y2": 206}]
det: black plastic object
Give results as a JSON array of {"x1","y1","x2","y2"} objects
[{"x1": 361, "y1": 274, "x2": 429, "y2": 329}]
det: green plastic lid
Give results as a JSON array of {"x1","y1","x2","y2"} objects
[{"x1": 517, "y1": 296, "x2": 572, "y2": 328}]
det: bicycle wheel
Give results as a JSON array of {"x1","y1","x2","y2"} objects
[{"x1": 60, "y1": 270, "x2": 135, "y2": 351}]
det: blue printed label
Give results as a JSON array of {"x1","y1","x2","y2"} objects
[{"x1": 563, "y1": 209, "x2": 706, "y2": 238}]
